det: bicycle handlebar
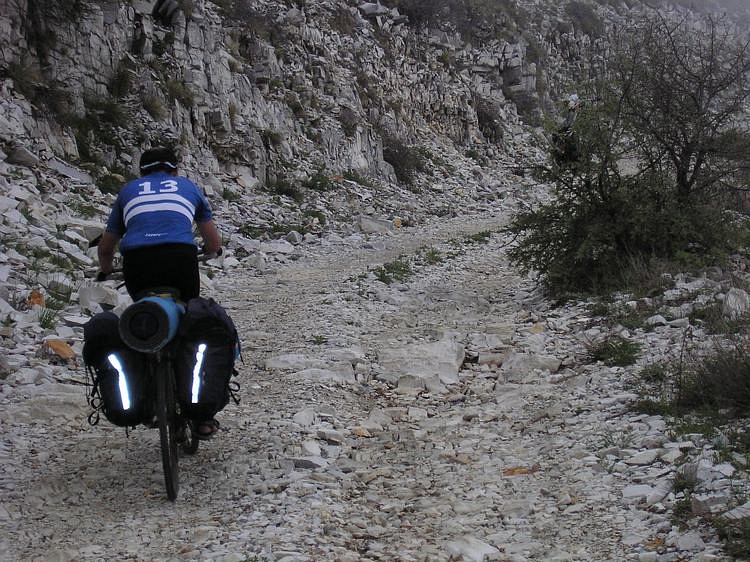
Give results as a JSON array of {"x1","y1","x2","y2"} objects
[{"x1": 94, "y1": 248, "x2": 223, "y2": 282}]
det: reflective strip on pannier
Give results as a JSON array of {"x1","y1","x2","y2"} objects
[
  {"x1": 83, "y1": 311, "x2": 151, "y2": 427},
  {"x1": 176, "y1": 297, "x2": 240, "y2": 421}
]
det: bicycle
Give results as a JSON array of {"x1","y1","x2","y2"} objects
[
  {"x1": 117, "y1": 288, "x2": 200, "y2": 501},
  {"x1": 90, "y1": 251, "x2": 223, "y2": 501}
]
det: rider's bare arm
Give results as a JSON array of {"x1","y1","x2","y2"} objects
[
  {"x1": 97, "y1": 231, "x2": 120, "y2": 274},
  {"x1": 198, "y1": 219, "x2": 221, "y2": 255}
]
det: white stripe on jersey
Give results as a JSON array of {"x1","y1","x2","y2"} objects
[
  {"x1": 122, "y1": 193, "x2": 196, "y2": 218},
  {"x1": 124, "y1": 203, "x2": 194, "y2": 226}
]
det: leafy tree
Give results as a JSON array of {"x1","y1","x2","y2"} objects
[
  {"x1": 506, "y1": 11, "x2": 750, "y2": 295},
  {"x1": 612, "y1": 13, "x2": 750, "y2": 202}
]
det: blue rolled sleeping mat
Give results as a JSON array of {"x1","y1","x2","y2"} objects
[{"x1": 119, "y1": 296, "x2": 184, "y2": 352}]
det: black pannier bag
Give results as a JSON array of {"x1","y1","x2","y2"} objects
[
  {"x1": 83, "y1": 311, "x2": 151, "y2": 427},
  {"x1": 176, "y1": 297, "x2": 240, "y2": 421}
]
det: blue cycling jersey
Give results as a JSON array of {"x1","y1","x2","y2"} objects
[{"x1": 105, "y1": 172, "x2": 213, "y2": 252}]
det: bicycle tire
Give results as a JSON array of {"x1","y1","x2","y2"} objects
[{"x1": 155, "y1": 359, "x2": 179, "y2": 501}]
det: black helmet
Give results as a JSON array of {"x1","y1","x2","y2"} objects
[{"x1": 139, "y1": 147, "x2": 179, "y2": 174}]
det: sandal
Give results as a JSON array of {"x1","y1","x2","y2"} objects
[{"x1": 193, "y1": 419, "x2": 220, "y2": 440}]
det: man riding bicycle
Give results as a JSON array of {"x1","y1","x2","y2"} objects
[{"x1": 96, "y1": 146, "x2": 224, "y2": 438}]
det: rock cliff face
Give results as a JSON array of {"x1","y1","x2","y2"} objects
[
  {"x1": 0, "y1": 0, "x2": 543, "y2": 187},
  {"x1": 4, "y1": 0, "x2": 748, "y2": 192}
]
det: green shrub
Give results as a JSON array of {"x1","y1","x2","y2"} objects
[
  {"x1": 86, "y1": 97, "x2": 128, "y2": 127},
  {"x1": 152, "y1": 32, "x2": 175, "y2": 56},
  {"x1": 588, "y1": 335, "x2": 640, "y2": 366},
  {"x1": 259, "y1": 129, "x2": 283, "y2": 147},
  {"x1": 222, "y1": 187, "x2": 241, "y2": 201},
  {"x1": 267, "y1": 178, "x2": 303, "y2": 203},
  {"x1": 142, "y1": 93, "x2": 167, "y2": 120},
  {"x1": 239, "y1": 221, "x2": 308, "y2": 238},
  {"x1": 343, "y1": 169, "x2": 374, "y2": 187},
  {"x1": 673, "y1": 340, "x2": 750, "y2": 414},
  {"x1": 165, "y1": 79, "x2": 194, "y2": 107},
  {"x1": 37, "y1": 308, "x2": 58, "y2": 330},
  {"x1": 423, "y1": 248, "x2": 443, "y2": 265},
  {"x1": 565, "y1": 1, "x2": 605, "y2": 37},
  {"x1": 303, "y1": 209, "x2": 326, "y2": 227},
  {"x1": 467, "y1": 230, "x2": 492, "y2": 244},
  {"x1": 465, "y1": 148, "x2": 485, "y2": 164},
  {"x1": 303, "y1": 169, "x2": 335, "y2": 192},
  {"x1": 631, "y1": 398, "x2": 671, "y2": 416},
  {"x1": 284, "y1": 92, "x2": 304, "y2": 117},
  {"x1": 97, "y1": 174, "x2": 124, "y2": 195},
  {"x1": 505, "y1": 159, "x2": 735, "y2": 297},
  {"x1": 504, "y1": 89, "x2": 541, "y2": 127},
  {"x1": 109, "y1": 59, "x2": 134, "y2": 98},
  {"x1": 715, "y1": 519, "x2": 750, "y2": 559},
  {"x1": 330, "y1": 7, "x2": 357, "y2": 35},
  {"x1": 69, "y1": 200, "x2": 98, "y2": 218},
  {"x1": 381, "y1": 134, "x2": 428, "y2": 184},
  {"x1": 640, "y1": 363, "x2": 668, "y2": 384},
  {"x1": 374, "y1": 258, "x2": 412, "y2": 284},
  {"x1": 474, "y1": 96, "x2": 504, "y2": 143},
  {"x1": 506, "y1": 14, "x2": 750, "y2": 297},
  {"x1": 689, "y1": 302, "x2": 748, "y2": 335},
  {"x1": 337, "y1": 107, "x2": 360, "y2": 137}
]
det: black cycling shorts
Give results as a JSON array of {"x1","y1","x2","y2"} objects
[{"x1": 122, "y1": 243, "x2": 200, "y2": 301}]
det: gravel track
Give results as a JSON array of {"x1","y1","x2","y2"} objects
[{"x1": 1, "y1": 208, "x2": 684, "y2": 561}]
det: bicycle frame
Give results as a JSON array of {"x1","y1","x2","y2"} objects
[{"x1": 118, "y1": 291, "x2": 198, "y2": 501}]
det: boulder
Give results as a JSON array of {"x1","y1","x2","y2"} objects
[
  {"x1": 377, "y1": 335, "x2": 464, "y2": 386},
  {"x1": 501, "y1": 352, "x2": 561, "y2": 381},
  {"x1": 723, "y1": 287, "x2": 750, "y2": 320}
]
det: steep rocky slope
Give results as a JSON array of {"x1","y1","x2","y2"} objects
[{"x1": 4, "y1": 1, "x2": 750, "y2": 561}]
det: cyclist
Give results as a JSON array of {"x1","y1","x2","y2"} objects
[
  {"x1": 96, "y1": 146, "x2": 223, "y2": 438},
  {"x1": 97, "y1": 147, "x2": 221, "y2": 301}
]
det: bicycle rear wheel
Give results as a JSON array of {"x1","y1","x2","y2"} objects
[{"x1": 155, "y1": 360, "x2": 179, "y2": 501}]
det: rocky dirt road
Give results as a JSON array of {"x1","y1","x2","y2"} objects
[{"x1": 0, "y1": 204, "x2": 730, "y2": 561}]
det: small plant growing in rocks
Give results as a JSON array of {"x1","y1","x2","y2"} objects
[
  {"x1": 267, "y1": 179, "x2": 304, "y2": 204},
  {"x1": 381, "y1": 134, "x2": 428, "y2": 185},
  {"x1": 69, "y1": 200, "x2": 99, "y2": 218},
  {"x1": 587, "y1": 300, "x2": 656, "y2": 331},
  {"x1": 165, "y1": 79, "x2": 194, "y2": 107},
  {"x1": 689, "y1": 301, "x2": 748, "y2": 335},
  {"x1": 97, "y1": 174, "x2": 123, "y2": 195},
  {"x1": 374, "y1": 258, "x2": 412, "y2": 284},
  {"x1": 259, "y1": 129, "x2": 283, "y2": 147},
  {"x1": 142, "y1": 93, "x2": 167, "y2": 120},
  {"x1": 337, "y1": 107, "x2": 360, "y2": 137},
  {"x1": 304, "y1": 169, "x2": 335, "y2": 192},
  {"x1": 673, "y1": 339, "x2": 750, "y2": 413},
  {"x1": 343, "y1": 169, "x2": 375, "y2": 188},
  {"x1": 715, "y1": 519, "x2": 750, "y2": 558},
  {"x1": 631, "y1": 398, "x2": 672, "y2": 416},
  {"x1": 588, "y1": 335, "x2": 640, "y2": 366},
  {"x1": 422, "y1": 248, "x2": 444, "y2": 265},
  {"x1": 37, "y1": 308, "x2": 58, "y2": 330},
  {"x1": 303, "y1": 209, "x2": 326, "y2": 227},
  {"x1": 466, "y1": 230, "x2": 492, "y2": 244},
  {"x1": 640, "y1": 363, "x2": 668, "y2": 384},
  {"x1": 222, "y1": 187, "x2": 241, "y2": 202}
]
